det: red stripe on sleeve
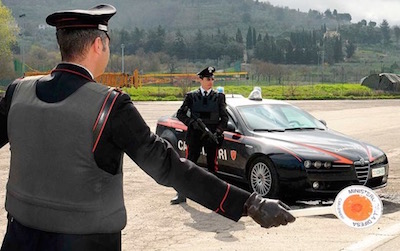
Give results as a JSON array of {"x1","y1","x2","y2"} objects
[{"x1": 214, "y1": 183, "x2": 230, "y2": 213}]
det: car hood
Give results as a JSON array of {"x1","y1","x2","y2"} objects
[{"x1": 253, "y1": 129, "x2": 385, "y2": 163}]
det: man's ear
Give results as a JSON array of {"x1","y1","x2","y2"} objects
[{"x1": 93, "y1": 37, "x2": 103, "y2": 54}]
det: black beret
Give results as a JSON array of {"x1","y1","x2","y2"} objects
[
  {"x1": 197, "y1": 66, "x2": 215, "y2": 78},
  {"x1": 46, "y1": 4, "x2": 116, "y2": 32}
]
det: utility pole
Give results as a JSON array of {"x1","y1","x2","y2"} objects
[
  {"x1": 321, "y1": 43, "x2": 325, "y2": 83},
  {"x1": 19, "y1": 14, "x2": 26, "y2": 74},
  {"x1": 121, "y1": 44, "x2": 125, "y2": 73}
]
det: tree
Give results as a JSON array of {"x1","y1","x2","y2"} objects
[
  {"x1": 145, "y1": 25, "x2": 166, "y2": 53},
  {"x1": 235, "y1": 28, "x2": 243, "y2": 44},
  {"x1": 0, "y1": 2, "x2": 18, "y2": 78},
  {"x1": 324, "y1": 9, "x2": 332, "y2": 19},
  {"x1": 190, "y1": 29, "x2": 206, "y2": 60},
  {"x1": 170, "y1": 30, "x2": 187, "y2": 59},
  {"x1": 131, "y1": 27, "x2": 146, "y2": 53},
  {"x1": 344, "y1": 40, "x2": 356, "y2": 58},
  {"x1": 323, "y1": 31, "x2": 342, "y2": 65},
  {"x1": 246, "y1": 26, "x2": 253, "y2": 49},
  {"x1": 254, "y1": 33, "x2": 271, "y2": 62},
  {"x1": 223, "y1": 41, "x2": 243, "y2": 62},
  {"x1": 394, "y1": 26, "x2": 400, "y2": 44},
  {"x1": 333, "y1": 36, "x2": 343, "y2": 63},
  {"x1": 252, "y1": 27, "x2": 257, "y2": 48},
  {"x1": 26, "y1": 45, "x2": 59, "y2": 71},
  {"x1": 242, "y1": 12, "x2": 251, "y2": 23},
  {"x1": 380, "y1": 19, "x2": 391, "y2": 45},
  {"x1": 118, "y1": 29, "x2": 133, "y2": 54}
]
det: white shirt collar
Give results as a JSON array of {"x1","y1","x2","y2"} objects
[{"x1": 200, "y1": 87, "x2": 211, "y2": 96}]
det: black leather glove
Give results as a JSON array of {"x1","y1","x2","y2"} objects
[
  {"x1": 243, "y1": 192, "x2": 295, "y2": 228},
  {"x1": 213, "y1": 129, "x2": 224, "y2": 145}
]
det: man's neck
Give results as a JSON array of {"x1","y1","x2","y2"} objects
[
  {"x1": 200, "y1": 87, "x2": 212, "y2": 94},
  {"x1": 63, "y1": 61, "x2": 95, "y2": 79}
]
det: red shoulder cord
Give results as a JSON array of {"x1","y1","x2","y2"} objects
[{"x1": 92, "y1": 89, "x2": 120, "y2": 152}]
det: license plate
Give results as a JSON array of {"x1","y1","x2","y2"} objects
[{"x1": 372, "y1": 167, "x2": 385, "y2": 178}]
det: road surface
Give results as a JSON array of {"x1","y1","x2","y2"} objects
[{"x1": 0, "y1": 99, "x2": 399, "y2": 250}]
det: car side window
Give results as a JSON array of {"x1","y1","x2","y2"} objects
[
  {"x1": 226, "y1": 107, "x2": 239, "y2": 132},
  {"x1": 226, "y1": 107, "x2": 238, "y2": 125}
]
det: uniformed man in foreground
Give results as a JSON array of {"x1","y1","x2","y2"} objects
[
  {"x1": 170, "y1": 66, "x2": 228, "y2": 204},
  {"x1": 0, "y1": 4, "x2": 295, "y2": 251}
]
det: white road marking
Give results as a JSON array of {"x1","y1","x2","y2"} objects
[{"x1": 344, "y1": 221, "x2": 400, "y2": 250}]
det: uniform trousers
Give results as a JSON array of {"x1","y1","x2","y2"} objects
[
  {"x1": 186, "y1": 129, "x2": 219, "y2": 173},
  {"x1": 1, "y1": 215, "x2": 121, "y2": 251}
]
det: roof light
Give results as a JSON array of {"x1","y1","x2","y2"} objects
[
  {"x1": 216, "y1": 86, "x2": 224, "y2": 93},
  {"x1": 248, "y1": 86, "x2": 262, "y2": 100}
]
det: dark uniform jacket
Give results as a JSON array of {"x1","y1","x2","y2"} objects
[
  {"x1": 0, "y1": 63, "x2": 250, "y2": 231},
  {"x1": 176, "y1": 88, "x2": 228, "y2": 140}
]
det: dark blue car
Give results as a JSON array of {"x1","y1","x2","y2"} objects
[{"x1": 156, "y1": 93, "x2": 388, "y2": 199}]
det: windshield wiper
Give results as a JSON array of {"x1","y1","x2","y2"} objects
[
  {"x1": 253, "y1": 128, "x2": 285, "y2": 132},
  {"x1": 284, "y1": 127, "x2": 324, "y2": 131}
]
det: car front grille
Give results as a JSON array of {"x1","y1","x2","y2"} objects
[
  {"x1": 354, "y1": 164, "x2": 369, "y2": 185},
  {"x1": 354, "y1": 157, "x2": 388, "y2": 185}
]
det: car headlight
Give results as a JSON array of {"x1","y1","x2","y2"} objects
[
  {"x1": 314, "y1": 161, "x2": 322, "y2": 169},
  {"x1": 324, "y1": 162, "x2": 332, "y2": 169},
  {"x1": 304, "y1": 160, "x2": 312, "y2": 168},
  {"x1": 373, "y1": 155, "x2": 387, "y2": 164},
  {"x1": 303, "y1": 160, "x2": 332, "y2": 169}
]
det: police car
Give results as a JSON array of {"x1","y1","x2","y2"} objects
[{"x1": 155, "y1": 89, "x2": 389, "y2": 199}]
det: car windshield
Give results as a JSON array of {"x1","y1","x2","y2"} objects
[{"x1": 237, "y1": 104, "x2": 326, "y2": 131}]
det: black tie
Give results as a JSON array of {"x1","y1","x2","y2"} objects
[{"x1": 203, "y1": 91, "x2": 208, "y2": 105}]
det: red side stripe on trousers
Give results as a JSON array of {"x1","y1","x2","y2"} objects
[{"x1": 214, "y1": 148, "x2": 219, "y2": 172}]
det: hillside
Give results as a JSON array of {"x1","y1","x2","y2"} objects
[
  {"x1": 3, "y1": 0, "x2": 348, "y2": 36},
  {"x1": 6, "y1": 0, "x2": 391, "y2": 85}
]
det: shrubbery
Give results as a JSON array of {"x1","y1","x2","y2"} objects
[{"x1": 124, "y1": 83, "x2": 400, "y2": 101}]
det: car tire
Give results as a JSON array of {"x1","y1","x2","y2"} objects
[{"x1": 248, "y1": 157, "x2": 279, "y2": 198}]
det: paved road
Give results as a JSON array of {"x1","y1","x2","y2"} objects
[{"x1": 0, "y1": 99, "x2": 399, "y2": 250}]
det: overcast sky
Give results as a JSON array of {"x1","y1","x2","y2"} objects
[{"x1": 261, "y1": 0, "x2": 400, "y2": 26}]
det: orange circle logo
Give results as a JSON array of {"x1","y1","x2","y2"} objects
[{"x1": 343, "y1": 194, "x2": 373, "y2": 221}]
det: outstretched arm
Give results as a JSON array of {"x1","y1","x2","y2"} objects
[{"x1": 110, "y1": 93, "x2": 295, "y2": 227}]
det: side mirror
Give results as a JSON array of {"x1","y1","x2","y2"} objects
[{"x1": 226, "y1": 121, "x2": 236, "y2": 132}]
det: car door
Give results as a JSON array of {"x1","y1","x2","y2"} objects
[{"x1": 217, "y1": 109, "x2": 250, "y2": 178}]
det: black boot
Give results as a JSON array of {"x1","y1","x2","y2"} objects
[{"x1": 170, "y1": 193, "x2": 186, "y2": 204}]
